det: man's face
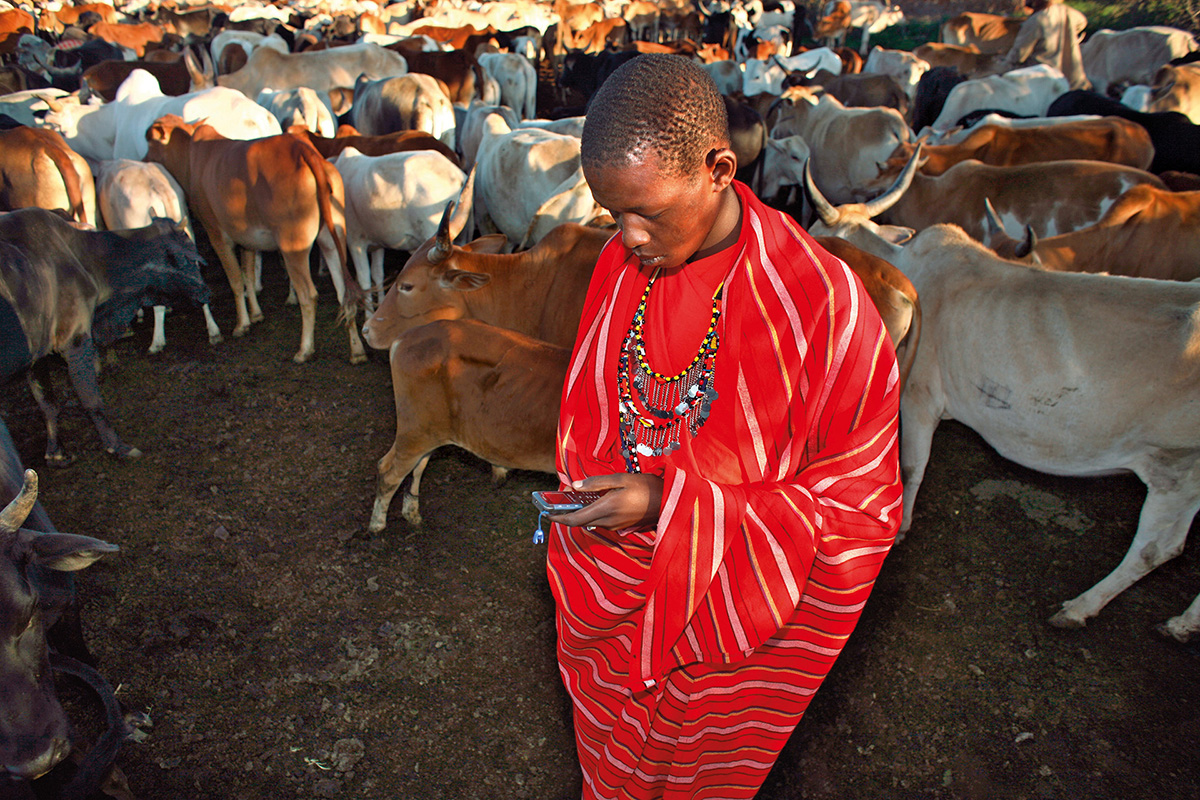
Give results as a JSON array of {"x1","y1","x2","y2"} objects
[{"x1": 584, "y1": 150, "x2": 729, "y2": 271}]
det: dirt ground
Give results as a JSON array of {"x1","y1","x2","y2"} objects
[{"x1": 3, "y1": 247, "x2": 1198, "y2": 800}]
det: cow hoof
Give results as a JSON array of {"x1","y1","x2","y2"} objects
[
  {"x1": 232, "y1": 325, "x2": 250, "y2": 338},
  {"x1": 1155, "y1": 618, "x2": 1195, "y2": 644},
  {"x1": 209, "y1": 333, "x2": 224, "y2": 346},
  {"x1": 1047, "y1": 608, "x2": 1086, "y2": 629},
  {"x1": 107, "y1": 444, "x2": 143, "y2": 459},
  {"x1": 349, "y1": 351, "x2": 367, "y2": 365},
  {"x1": 250, "y1": 312, "x2": 265, "y2": 324},
  {"x1": 45, "y1": 452, "x2": 75, "y2": 467},
  {"x1": 148, "y1": 343, "x2": 165, "y2": 355},
  {"x1": 293, "y1": 351, "x2": 313, "y2": 364}
]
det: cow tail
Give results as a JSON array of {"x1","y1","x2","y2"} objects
[
  {"x1": 298, "y1": 143, "x2": 363, "y2": 313},
  {"x1": 896, "y1": 292, "x2": 922, "y2": 394},
  {"x1": 43, "y1": 142, "x2": 88, "y2": 226}
]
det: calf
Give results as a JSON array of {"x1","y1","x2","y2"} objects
[
  {"x1": 368, "y1": 318, "x2": 566, "y2": 531},
  {"x1": 146, "y1": 115, "x2": 365, "y2": 364},
  {"x1": 0, "y1": 207, "x2": 210, "y2": 461}
]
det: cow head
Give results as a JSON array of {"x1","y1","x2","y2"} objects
[
  {"x1": 145, "y1": 114, "x2": 199, "y2": 187},
  {"x1": 0, "y1": 470, "x2": 117, "y2": 783},
  {"x1": 979, "y1": 197, "x2": 1040, "y2": 263},
  {"x1": 805, "y1": 144, "x2": 920, "y2": 244},
  {"x1": 362, "y1": 173, "x2": 507, "y2": 350}
]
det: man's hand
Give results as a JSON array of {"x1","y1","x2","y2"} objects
[{"x1": 550, "y1": 473, "x2": 664, "y2": 533}]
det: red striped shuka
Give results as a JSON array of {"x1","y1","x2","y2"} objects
[{"x1": 548, "y1": 181, "x2": 903, "y2": 799}]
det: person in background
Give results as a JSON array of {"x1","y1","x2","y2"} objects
[
  {"x1": 546, "y1": 54, "x2": 902, "y2": 799},
  {"x1": 1001, "y1": 0, "x2": 1091, "y2": 90}
]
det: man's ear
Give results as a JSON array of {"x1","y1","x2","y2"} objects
[{"x1": 706, "y1": 146, "x2": 738, "y2": 190}]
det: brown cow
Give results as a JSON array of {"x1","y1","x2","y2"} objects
[
  {"x1": 287, "y1": 125, "x2": 461, "y2": 166},
  {"x1": 983, "y1": 184, "x2": 1200, "y2": 281},
  {"x1": 939, "y1": 12, "x2": 1024, "y2": 55},
  {"x1": 80, "y1": 51, "x2": 211, "y2": 102},
  {"x1": 383, "y1": 44, "x2": 482, "y2": 106},
  {"x1": 0, "y1": 127, "x2": 95, "y2": 226},
  {"x1": 38, "y1": 3, "x2": 118, "y2": 34},
  {"x1": 362, "y1": 200, "x2": 611, "y2": 351},
  {"x1": 367, "y1": 318, "x2": 566, "y2": 531},
  {"x1": 409, "y1": 23, "x2": 496, "y2": 51},
  {"x1": 145, "y1": 115, "x2": 365, "y2": 364},
  {"x1": 0, "y1": 7, "x2": 34, "y2": 57},
  {"x1": 814, "y1": 236, "x2": 920, "y2": 393},
  {"x1": 914, "y1": 42, "x2": 1002, "y2": 79},
  {"x1": 86, "y1": 21, "x2": 167, "y2": 58},
  {"x1": 881, "y1": 117, "x2": 1156, "y2": 180}
]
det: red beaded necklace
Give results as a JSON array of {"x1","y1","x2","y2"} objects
[{"x1": 616, "y1": 267, "x2": 723, "y2": 473}]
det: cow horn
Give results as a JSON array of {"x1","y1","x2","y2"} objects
[
  {"x1": 802, "y1": 158, "x2": 838, "y2": 226},
  {"x1": 428, "y1": 201, "x2": 456, "y2": 264},
  {"x1": 860, "y1": 142, "x2": 922, "y2": 220},
  {"x1": 39, "y1": 93, "x2": 65, "y2": 113},
  {"x1": 448, "y1": 164, "x2": 476, "y2": 242},
  {"x1": 0, "y1": 470, "x2": 38, "y2": 533},
  {"x1": 1015, "y1": 224, "x2": 1037, "y2": 259},
  {"x1": 981, "y1": 197, "x2": 1006, "y2": 240}
]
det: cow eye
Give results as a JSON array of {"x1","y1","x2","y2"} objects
[{"x1": 399, "y1": 283, "x2": 414, "y2": 293}]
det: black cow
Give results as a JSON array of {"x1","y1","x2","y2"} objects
[
  {"x1": 1048, "y1": 89, "x2": 1200, "y2": 175},
  {"x1": 911, "y1": 66, "x2": 967, "y2": 132},
  {"x1": 558, "y1": 49, "x2": 640, "y2": 106},
  {"x1": 0, "y1": 208, "x2": 210, "y2": 463},
  {"x1": 0, "y1": 430, "x2": 120, "y2": 786}
]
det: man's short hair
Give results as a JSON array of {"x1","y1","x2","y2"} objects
[{"x1": 581, "y1": 54, "x2": 730, "y2": 176}]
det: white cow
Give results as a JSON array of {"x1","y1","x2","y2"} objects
[
  {"x1": 931, "y1": 64, "x2": 1070, "y2": 132},
  {"x1": 755, "y1": 134, "x2": 811, "y2": 204},
  {"x1": 94, "y1": 159, "x2": 222, "y2": 353},
  {"x1": 109, "y1": 69, "x2": 281, "y2": 160},
  {"x1": 806, "y1": 154, "x2": 1200, "y2": 643},
  {"x1": 701, "y1": 60, "x2": 743, "y2": 96},
  {"x1": 1081, "y1": 26, "x2": 1199, "y2": 96},
  {"x1": 352, "y1": 72, "x2": 456, "y2": 148},
  {"x1": 209, "y1": 30, "x2": 290, "y2": 74},
  {"x1": 771, "y1": 88, "x2": 909, "y2": 204},
  {"x1": 217, "y1": 42, "x2": 409, "y2": 99},
  {"x1": 332, "y1": 147, "x2": 468, "y2": 308},
  {"x1": 473, "y1": 112, "x2": 604, "y2": 248},
  {"x1": 256, "y1": 87, "x2": 337, "y2": 137},
  {"x1": 477, "y1": 53, "x2": 537, "y2": 121},
  {"x1": 743, "y1": 48, "x2": 842, "y2": 96},
  {"x1": 864, "y1": 46, "x2": 930, "y2": 100}
]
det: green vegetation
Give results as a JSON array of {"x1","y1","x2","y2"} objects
[{"x1": 1070, "y1": 0, "x2": 1199, "y2": 32}]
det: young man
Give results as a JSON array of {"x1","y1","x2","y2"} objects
[
  {"x1": 547, "y1": 54, "x2": 902, "y2": 798},
  {"x1": 1001, "y1": 0, "x2": 1091, "y2": 90}
]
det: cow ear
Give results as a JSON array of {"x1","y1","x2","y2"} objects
[
  {"x1": 877, "y1": 225, "x2": 914, "y2": 244},
  {"x1": 440, "y1": 269, "x2": 491, "y2": 291},
  {"x1": 20, "y1": 529, "x2": 119, "y2": 572},
  {"x1": 462, "y1": 234, "x2": 507, "y2": 255}
]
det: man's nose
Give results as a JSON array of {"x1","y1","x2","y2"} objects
[{"x1": 620, "y1": 220, "x2": 651, "y2": 249}]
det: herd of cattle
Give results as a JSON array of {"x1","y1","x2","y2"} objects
[{"x1": 1, "y1": 0, "x2": 1200, "y2": 791}]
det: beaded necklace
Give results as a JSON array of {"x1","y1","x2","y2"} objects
[{"x1": 616, "y1": 266, "x2": 723, "y2": 473}]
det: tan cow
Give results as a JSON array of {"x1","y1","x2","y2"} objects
[
  {"x1": 0, "y1": 127, "x2": 95, "y2": 226},
  {"x1": 217, "y1": 42, "x2": 409, "y2": 99},
  {"x1": 367, "y1": 318, "x2": 566, "y2": 531},
  {"x1": 982, "y1": 183, "x2": 1200, "y2": 282},
  {"x1": 145, "y1": 115, "x2": 365, "y2": 364},
  {"x1": 870, "y1": 155, "x2": 1166, "y2": 239},
  {"x1": 1081, "y1": 26, "x2": 1199, "y2": 95},
  {"x1": 913, "y1": 42, "x2": 1002, "y2": 79},
  {"x1": 1146, "y1": 63, "x2": 1200, "y2": 125}
]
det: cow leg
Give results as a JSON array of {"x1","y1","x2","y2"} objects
[
  {"x1": 202, "y1": 303, "x2": 222, "y2": 345},
  {"x1": 280, "y1": 249, "x2": 318, "y2": 363},
  {"x1": 348, "y1": 242, "x2": 373, "y2": 313},
  {"x1": 240, "y1": 248, "x2": 264, "y2": 324},
  {"x1": 896, "y1": 394, "x2": 942, "y2": 540},
  {"x1": 316, "y1": 229, "x2": 367, "y2": 365},
  {"x1": 63, "y1": 336, "x2": 141, "y2": 458},
  {"x1": 1159, "y1": 591, "x2": 1200, "y2": 643},
  {"x1": 208, "y1": 234, "x2": 251, "y2": 336},
  {"x1": 370, "y1": 247, "x2": 386, "y2": 311},
  {"x1": 491, "y1": 465, "x2": 509, "y2": 484},
  {"x1": 369, "y1": 441, "x2": 431, "y2": 532},
  {"x1": 1050, "y1": 464, "x2": 1200, "y2": 631},
  {"x1": 27, "y1": 359, "x2": 70, "y2": 465},
  {"x1": 149, "y1": 306, "x2": 167, "y2": 354}
]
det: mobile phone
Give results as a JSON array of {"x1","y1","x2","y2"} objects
[{"x1": 531, "y1": 489, "x2": 610, "y2": 514}]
